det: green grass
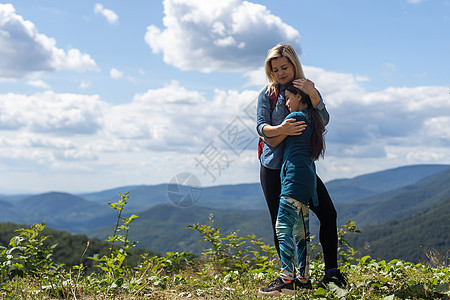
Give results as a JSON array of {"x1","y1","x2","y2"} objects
[
  {"x1": 1, "y1": 246, "x2": 448, "y2": 299},
  {"x1": 0, "y1": 193, "x2": 449, "y2": 299}
]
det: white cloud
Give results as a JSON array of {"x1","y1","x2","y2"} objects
[
  {"x1": 110, "y1": 68, "x2": 123, "y2": 79},
  {"x1": 322, "y1": 85, "x2": 450, "y2": 162},
  {"x1": 0, "y1": 4, "x2": 97, "y2": 79},
  {"x1": 102, "y1": 81, "x2": 257, "y2": 150},
  {"x1": 27, "y1": 79, "x2": 50, "y2": 89},
  {"x1": 0, "y1": 132, "x2": 98, "y2": 173},
  {"x1": 1, "y1": 70, "x2": 449, "y2": 192},
  {"x1": 243, "y1": 67, "x2": 267, "y2": 87},
  {"x1": 422, "y1": 116, "x2": 450, "y2": 142},
  {"x1": 0, "y1": 91, "x2": 106, "y2": 134},
  {"x1": 94, "y1": 3, "x2": 119, "y2": 24},
  {"x1": 407, "y1": 0, "x2": 422, "y2": 4},
  {"x1": 0, "y1": 82, "x2": 257, "y2": 161},
  {"x1": 53, "y1": 48, "x2": 97, "y2": 72},
  {"x1": 303, "y1": 66, "x2": 367, "y2": 105},
  {"x1": 145, "y1": 0, "x2": 300, "y2": 72}
]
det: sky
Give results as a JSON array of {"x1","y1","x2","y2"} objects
[{"x1": 0, "y1": 0, "x2": 449, "y2": 194}]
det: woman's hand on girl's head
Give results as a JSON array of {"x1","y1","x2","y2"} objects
[
  {"x1": 280, "y1": 118, "x2": 307, "y2": 135},
  {"x1": 292, "y1": 78, "x2": 321, "y2": 107},
  {"x1": 293, "y1": 78, "x2": 315, "y2": 95}
]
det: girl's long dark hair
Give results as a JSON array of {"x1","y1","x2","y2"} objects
[{"x1": 286, "y1": 84, "x2": 326, "y2": 160}]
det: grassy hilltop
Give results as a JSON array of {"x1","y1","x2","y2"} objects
[{"x1": 0, "y1": 193, "x2": 448, "y2": 299}]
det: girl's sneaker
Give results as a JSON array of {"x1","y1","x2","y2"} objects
[
  {"x1": 295, "y1": 277, "x2": 312, "y2": 290},
  {"x1": 258, "y1": 277, "x2": 295, "y2": 296}
]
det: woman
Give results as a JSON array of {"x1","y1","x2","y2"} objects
[
  {"x1": 259, "y1": 84, "x2": 324, "y2": 295},
  {"x1": 256, "y1": 44, "x2": 346, "y2": 290}
]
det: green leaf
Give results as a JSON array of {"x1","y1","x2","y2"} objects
[
  {"x1": 115, "y1": 277, "x2": 124, "y2": 287},
  {"x1": 128, "y1": 214, "x2": 139, "y2": 221},
  {"x1": 377, "y1": 260, "x2": 386, "y2": 266},
  {"x1": 315, "y1": 287, "x2": 327, "y2": 296},
  {"x1": 359, "y1": 255, "x2": 371, "y2": 264},
  {"x1": 388, "y1": 259, "x2": 399, "y2": 264}
]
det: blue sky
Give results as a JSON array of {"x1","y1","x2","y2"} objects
[{"x1": 0, "y1": 0, "x2": 449, "y2": 193}]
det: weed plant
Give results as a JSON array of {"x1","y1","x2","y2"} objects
[{"x1": 0, "y1": 193, "x2": 448, "y2": 299}]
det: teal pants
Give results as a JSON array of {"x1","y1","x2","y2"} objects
[{"x1": 275, "y1": 196, "x2": 310, "y2": 280}]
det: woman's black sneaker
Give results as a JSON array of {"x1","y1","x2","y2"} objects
[
  {"x1": 318, "y1": 270, "x2": 347, "y2": 289},
  {"x1": 258, "y1": 277, "x2": 296, "y2": 296}
]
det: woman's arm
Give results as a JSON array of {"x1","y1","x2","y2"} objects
[
  {"x1": 256, "y1": 87, "x2": 307, "y2": 138},
  {"x1": 293, "y1": 79, "x2": 330, "y2": 126},
  {"x1": 261, "y1": 134, "x2": 288, "y2": 148},
  {"x1": 263, "y1": 112, "x2": 307, "y2": 147},
  {"x1": 315, "y1": 90, "x2": 330, "y2": 126},
  {"x1": 262, "y1": 118, "x2": 306, "y2": 137},
  {"x1": 256, "y1": 87, "x2": 272, "y2": 137}
]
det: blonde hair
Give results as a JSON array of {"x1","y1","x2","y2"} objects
[{"x1": 264, "y1": 44, "x2": 305, "y2": 96}]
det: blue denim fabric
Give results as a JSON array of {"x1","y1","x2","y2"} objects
[{"x1": 256, "y1": 85, "x2": 289, "y2": 169}]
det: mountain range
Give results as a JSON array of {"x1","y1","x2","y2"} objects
[{"x1": 1, "y1": 164, "x2": 449, "y2": 263}]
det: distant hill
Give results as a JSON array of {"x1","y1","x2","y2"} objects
[
  {"x1": 80, "y1": 182, "x2": 265, "y2": 212},
  {"x1": 0, "y1": 192, "x2": 113, "y2": 233},
  {"x1": 348, "y1": 196, "x2": 450, "y2": 263},
  {"x1": 0, "y1": 194, "x2": 30, "y2": 202},
  {"x1": 79, "y1": 183, "x2": 266, "y2": 212},
  {"x1": 19, "y1": 192, "x2": 100, "y2": 216},
  {"x1": 326, "y1": 164, "x2": 450, "y2": 203},
  {"x1": 0, "y1": 200, "x2": 18, "y2": 223},
  {"x1": 79, "y1": 185, "x2": 164, "y2": 212},
  {"x1": 335, "y1": 167, "x2": 450, "y2": 226},
  {"x1": 2, "y1": 164, "x2": 446, "y2": 218},
  {"x1": 78, "y1": 164, "x2": 450, "y2": 212}
]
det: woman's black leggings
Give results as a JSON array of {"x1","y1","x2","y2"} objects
[{"x1": 260, "y1": 164, "x2": 338, "y2": 270}]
